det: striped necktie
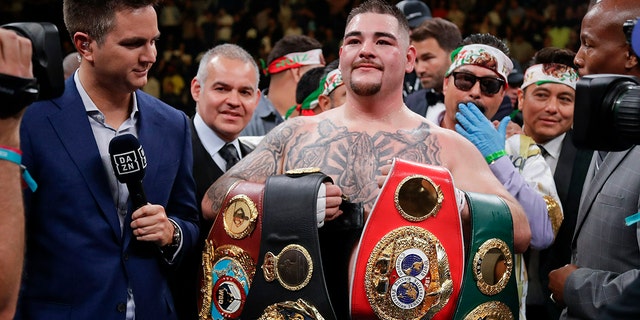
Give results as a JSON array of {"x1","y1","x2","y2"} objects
[{"x1": 219, "y1": 143, "x2": 240, "y2": 171}]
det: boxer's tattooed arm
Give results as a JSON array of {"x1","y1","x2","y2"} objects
[{"x1": 205, "y1": 119, "x2": 305, "y2": 214}]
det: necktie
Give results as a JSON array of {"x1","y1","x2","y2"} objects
[
  {"x1": 537, "y1": 144, "x2": 549, "y2": 158},
  {"x1": 219, "y1": 143, "x2": 240, "y2": 171},
  {"x1": 426, "y1": 90, "x2": 445, "y2": 107}
]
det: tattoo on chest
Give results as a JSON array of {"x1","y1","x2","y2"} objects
[{"x1": 280, "y1": 119, "x2": 443, "y2": 207}]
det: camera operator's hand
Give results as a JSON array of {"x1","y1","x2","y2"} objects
[
  {"x1": 0, "y1": 28, "x2": 33, "y2": 79},
  {"x1": 0, "y1": 28, "x2": 33, "y2": 147},
  {"x1": 0, "y1": 27, "x2": 33, "y2": 320}
]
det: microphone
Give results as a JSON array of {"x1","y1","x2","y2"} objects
[{"x1": 109, "y1": 134, "x2": 148, "y2": 209}]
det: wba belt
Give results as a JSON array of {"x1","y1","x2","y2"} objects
[
  {"x1": 242, "y1": 171, "x2": 337, "y2": 320},
  {"x1": 198, "y1": 181, "x2": 264, "y2": 319},
  {"x1": 350, "y1": 158, "x2": 464, "y2": 319},
  {"x1": 453, "y1": 192, "x2": 518, "y2": 319}
]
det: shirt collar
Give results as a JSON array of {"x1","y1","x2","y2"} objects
[
  {"x1": 540, "y1": 132, "x2": 565, "y2": 160},
  {"x1": 74, "y1": 71, "x2": 139, "y2": 121},
  {"x1": 193, "y1": 113, "x2": 240, "y2": 157}
]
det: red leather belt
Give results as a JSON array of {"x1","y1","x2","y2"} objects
[
  {"x1": 350, "y1": 158, "x2": 465, "y2": 320},
  {"x1": 198, "y1": 181, "x2": 265, "y2": 320}
]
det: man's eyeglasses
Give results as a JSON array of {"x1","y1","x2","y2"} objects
[{"x1": 451, "y1": 72, "x2": 505, "y2": 96}]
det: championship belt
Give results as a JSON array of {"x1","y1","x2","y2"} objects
[
  {"x1": 453, "y1": 192, "x2": 518, "y2": 320},
  {"x1": 198, "y1": 181, "x2": 265, "y2": 320},
  {"x1": 350, "y1": 158, "x2": 464, "y2": 320},
  {"x1": 241, "y1": 170, "x2": 337, "y2": 320}
]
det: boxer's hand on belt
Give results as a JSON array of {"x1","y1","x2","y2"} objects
[
  {"x1": 376, "y1": 163, "x2": 392, "y2": 188},
  {"x1": 325, "y1": 183, "x2": 344, "y2": 221},
  {"x1": 456, "y1": 187, "x2": 470, "y2": 227}
]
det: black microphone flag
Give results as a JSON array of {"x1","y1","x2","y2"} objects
[{"x1": 109, "y1": 134, "x2": 148, "y2": 209}]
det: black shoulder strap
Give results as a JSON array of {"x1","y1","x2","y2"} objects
[{"x1": 242, "y1": 172, "x2": 337, "y2": 320}]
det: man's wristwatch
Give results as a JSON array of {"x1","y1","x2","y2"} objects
[{"x1": 165, "y1": 219, "x2": 181, "y2": 249}]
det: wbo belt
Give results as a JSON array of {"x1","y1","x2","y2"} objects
[
  {"x1": 350, "y1": 158, "x2": 464, "y2": 320},
  {"x1": 242, "y1": 170, "x2": 337, "y2": 320},
  {"x1": 453, "y1": 192, "x2": 518, "y2": 319},
  {"x1": 198, "y1": 181, "x2": 265, "y2": 319}
]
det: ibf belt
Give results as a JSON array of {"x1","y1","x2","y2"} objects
[
  {"x1": 350, "y1": 158, "x2": 464, "y2": 320},
  {"x1": 241, "y1": 170, "x2": 337, "y2": 320},
  {"x1": 198, "y1": 181, "x2": 265, "y2": 320},
  {"x1": 453, "y1": 192, "x2": 518, "y2": 319}
]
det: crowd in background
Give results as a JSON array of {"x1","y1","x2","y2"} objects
[{"x1": 0, "y1": 0, "x2": 589, "y2": 116}]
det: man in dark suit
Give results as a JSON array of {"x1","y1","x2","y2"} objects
[
  {"x1": 516, "y1": 47, "x2": 592, "y2": 320},
  {"x1": 17, "y1": 1, "x2": 199, "y2": 319},
  {"x1": 170, "y1": 43, "x2": 261, "y2": 319},
  {"x1": 548, "y1": 1, "x2": 640, "y2": 318},
  {"x1": 396, "y1": 0, "x2": 432, "y2": 98},
  {"x1": 404, "y1": 18, "x2": 460, "y2": 123}
]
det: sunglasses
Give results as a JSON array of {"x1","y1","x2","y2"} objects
[{"x1": 451, "y1": 72, "x2": 505, "y2": 95}]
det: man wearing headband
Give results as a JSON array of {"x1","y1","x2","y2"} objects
[
  {"x1": 442, "y1": 33, "x2": 561, "y2": 319},
  {"x1": 287, "y1": 61, "x2": 346, "y2": 118},
  {"x1": 516, "y1": 48, "x2": 592, "y2": 320},
  {"x1": 241, "y1": 35, "x2": 325, "y2": 137},
  {"x1": 317, "y1": 61, "x2": 346, "y2": 112},
  {"x1": 288, "y1": 66, "x2": 326, "y2": 118}
]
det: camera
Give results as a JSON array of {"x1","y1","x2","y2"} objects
[
  {"x1": 573, "y1": 18, "x2": 640, "y2": 151},
  {"x1": 0, "y1": 22, "x2": 64, "y2": 118},
  {"x1": 573, "y1": 74, "x2": 640, "y2": 151}
]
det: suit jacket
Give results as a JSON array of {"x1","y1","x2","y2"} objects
[
  {"x1": 169, "y1": 119, "x2": 254, "y2": 320},
  {"x1": 598, "y1": 274, "x2": 640, "y2": 319},
  {"x1": 561, "y1": 145, "x2": 640, "y2": 319},
  {"x1": 18, "y1": 77, "x2": 199, "y2": 320}
]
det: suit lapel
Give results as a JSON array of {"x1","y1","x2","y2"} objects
[
  {"x1": 573, "y1": 148, "x2": 632, "y2": 243},
  {"x1": 136, "y1": 92, "x2": 170, "y2": 192},
  {"x1": 554, "y1": 133, "x2": 577, "y2": 202},
  {"x1": 190, "y1": 119, "x2": 224, "y2": 203},
  {"x1": 129, "y1": 93, "x2": 168, "y2": 247},
  {"x1": 49, "y1": 86, "x2": 122, "y2": 241}
]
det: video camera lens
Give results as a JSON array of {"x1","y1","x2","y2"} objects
[{"x1": 573, "y1": 75, "x2": 640, "y2": 151}]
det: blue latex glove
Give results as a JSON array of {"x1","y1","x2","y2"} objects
[{"x1": 455, "y1": 102, "x2": 510, "y2": 158}]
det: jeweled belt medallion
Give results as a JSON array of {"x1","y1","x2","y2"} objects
[
  {"x1": 365, "y1": 226, "x2": 453, "y2": 319},
  {"x1": 262, "y1": 244, "x2": 313, "y2": 291}
]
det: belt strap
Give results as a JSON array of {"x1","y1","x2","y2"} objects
[
  {"x1": 242, "y1": 172, "x2": 337, "y2": 319},
  {"x1": 453, "y1": 191, "x2": 519, "y2": 319}
]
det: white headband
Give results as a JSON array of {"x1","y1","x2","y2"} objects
[
  {"x1": 446, "y1": 44, "x2": 513, "y2": 82},
  {"x1": 521, "y1": 63, "x2": 579, "y2": 90}
]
